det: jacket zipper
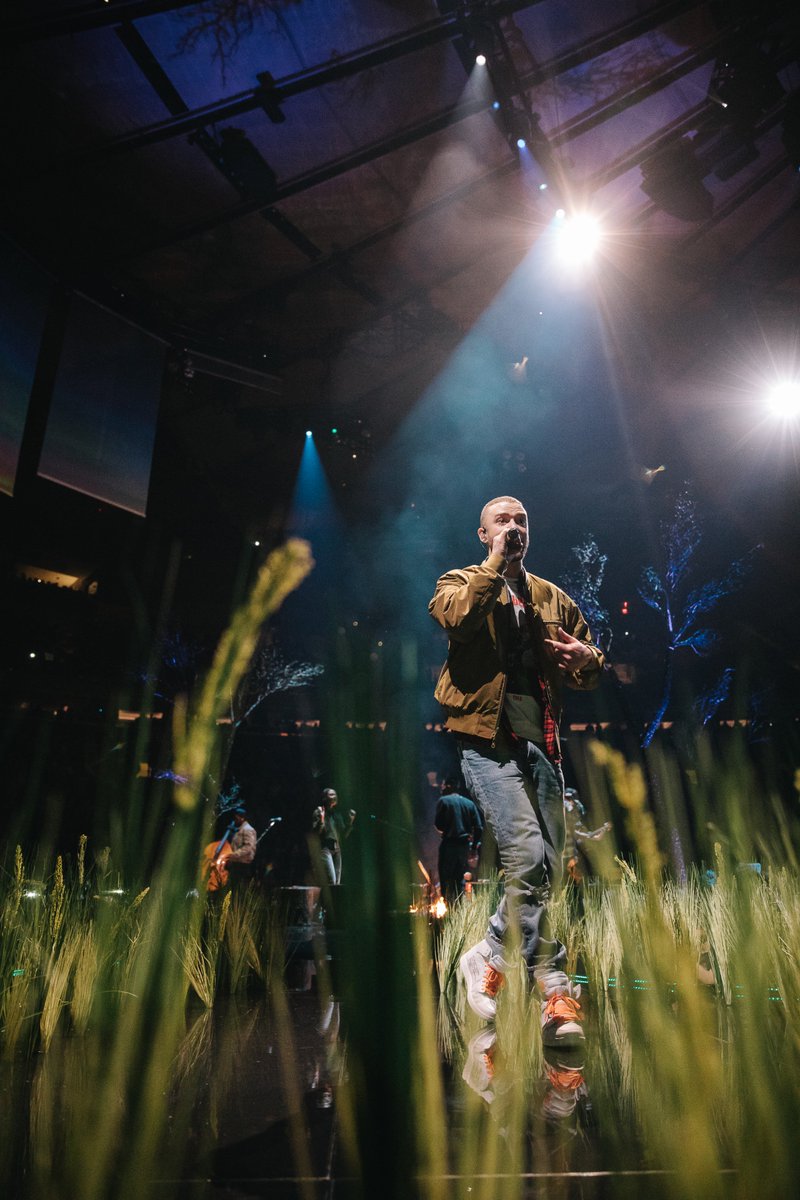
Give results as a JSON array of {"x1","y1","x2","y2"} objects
[{"x1": 490, "y1": 670, "x2": 508, "y2": 749}]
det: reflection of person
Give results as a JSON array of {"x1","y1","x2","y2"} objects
[
  {"x1": 312, "y1": 788, "x2": 356, "y2": 885},
  {"x1": 563, "y1": 788, "x2": 611, "y2": 884},
  {"x1": 429, "y1": 496, "x2": 604, "y2": 1044},
  {"x1": 218, "y1": 804, "x2": 257, "y2": 888},
  {"x1": 435, "y1": 776, "x2": 484, "y2": 898}
]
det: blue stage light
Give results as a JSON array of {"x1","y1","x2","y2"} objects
[
  {"x1": 517, "y1": 137, "x2": 526, "y2": 149},
  {"x1": 492, "y1": 101, "x2": 501, "y2": 110},
  {"x1": 305, "y1": 429, "x2": 312, "y2": 438}
]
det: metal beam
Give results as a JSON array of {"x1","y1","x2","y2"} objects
[
  {"x1": 113, "y1": 6, "x2": 720, "y2": 263},
  {"x1": 4, "y1": 0, "x2": 217, "y2": 43},
  {"x1": 112, "y1": 94, "x2": 499, "y2": 261},
  {"x1": 5, "y1": 0, "x2": 544, "y2": 50},
  {"x1": 200, "y1": 159, "x2": 520, "y2": 330},
  {"x1": 63, "y1": 0, "x2": 697, "y2": 166},
  {"x1": 3, "y1": 0, "x2": 203, "y2": 43},
  {"x1": 115, "y1": 19, "x2": 331, "y2": 270}
]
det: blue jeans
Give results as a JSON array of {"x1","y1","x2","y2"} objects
[
  {"x1": 459, "y1": 734, "x2": 566, "y2": 972},
  {"x1": 320, "y1": 843, "x2": 341, "y2": 885}
]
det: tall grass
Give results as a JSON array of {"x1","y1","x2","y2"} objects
[
  {"x1": 420, "y1": 735, "x2": 800, "y2": 1200},
  {"x1": 1, "y1": 539, "x2": 314, "y2": 1199},
  {"x1": 4, "y1": 534, "x2": 800, "y2": 1200}
]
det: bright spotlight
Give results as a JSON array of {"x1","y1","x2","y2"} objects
[
  {"x1": 557, "y1": 213, "x2": 602, "y2": 264},
  {"x1": 475, "y1": 54, "x2": 487, "y2": 66},
  {"x1": 538, "y1": 182, "x2": 548, "y2": 191},
  {"x1": 767, "y1": 381, "x2": 800, "y2": 419},
  {"x1": 516, "y1": 137, "x2": 527, "y2": 149},
  {"x1": 492, "y1": 100, "x2": 501, "y2": 110},
  {"x1": 555, "y1": 208, "x2": 566, "y2": 219},
  {"x1": 305, "y1": 429, "x2": 313, "y2": 438}
]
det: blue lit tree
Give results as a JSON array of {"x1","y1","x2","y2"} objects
[
  {"x1": 560, "y1": 535, "x2": 612, "y2": 653},
  {"x1": 226, "y1": 639, "x2": 324, "y2": 730},
  {"x1": 693, "y1": 667, "x2": 735, "y2": 727},
  {"x1": 638, "y1": 488, "x2": 758, "y2": 748},
  {"x1": 140, "y1": 629, "x2": 323, "y2": 785}
]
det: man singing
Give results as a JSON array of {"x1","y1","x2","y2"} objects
[{"x1": 429, "y1": 496, "x2": 603, "y2": 1045}]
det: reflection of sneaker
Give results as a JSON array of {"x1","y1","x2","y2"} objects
[
  {"x1": 536, "y1": 970, "x2": 584, "y2": 1047},
  {"x1": 460, "y1": 939, "x2": 506, "y2": 1020},
  {"x1": 462, "y1": 1028, "x2": 498, "y2": 1103},
  {"x1": 543, "y1": 1045, "x2": 585, "y2": 1090},
  {"x1": 542, "y1": 1045, "x2": 587, "y2": 1121}
]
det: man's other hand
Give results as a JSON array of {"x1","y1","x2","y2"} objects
[{"x1": 544, "y1": 627, "x2": 595, "y2": 673}]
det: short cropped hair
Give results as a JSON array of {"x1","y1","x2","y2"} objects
[{"x1": 479, "y1": 496, "x2": 525, "y2": 529}]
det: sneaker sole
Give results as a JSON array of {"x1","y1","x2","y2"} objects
[{"x1": 542, "y1": 1025, "x2": 585, "y2": 1049}]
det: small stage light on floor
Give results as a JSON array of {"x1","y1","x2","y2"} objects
[{"x1": 475, "y1": 54, "x2": 487, "y2": 66}]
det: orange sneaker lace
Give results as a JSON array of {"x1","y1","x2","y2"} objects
[
  {"x1": 542, "y1": 993, "x2": 582, "y2": 1023},
  {"x1": 482, "y1": 1047, "x2": 496, "y2": 1080},
  {"x1": 545, "y1": 1065, "x2": 584, "y2": 1091},
  {"x1": 482, "y1": 964, "x2": 506, "y2": 998}
]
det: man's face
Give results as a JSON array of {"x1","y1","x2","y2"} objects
[{"x1": 478, "y1": 499, "x2": 529, "y2": 562}]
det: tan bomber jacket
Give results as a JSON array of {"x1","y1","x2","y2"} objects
[{"x1": 428, "y1": 552, "x2": 604, "y2": 749}]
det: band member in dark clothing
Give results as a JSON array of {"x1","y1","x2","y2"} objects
[{"x1": 435, "y1": 775, "x2": 484, "y2": 898}]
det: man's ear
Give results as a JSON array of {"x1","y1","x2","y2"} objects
[{"x1": 477, "y1": 526, "x2": 488, "y2": 544}]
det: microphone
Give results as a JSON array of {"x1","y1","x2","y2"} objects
[{"x1": 506, "y1": 528, "x2": 522, "y2": 551}]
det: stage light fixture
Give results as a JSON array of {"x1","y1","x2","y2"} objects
[
  {"x1": 708, "y1": 48, "x2": 784, "y2": 128},
  {"x1": 538, "y1": 182, "x2": 548, "y2": 191},
  {"x1": 557, "y1": 213, "x2": 602, "y2": 264},
  {"x1": 767, "y1": 381, "x2": 800, "y2": 419},
  {"x1": 506, "y1": 108, "x2": 531, "y2": 153},
  {"x1": 305, "y1": 429, "x2": 313, "y2": 438},
  {"x1": 492, "y1": 101, "x2": 501, "y2": 110},
  {"x1": 640, "y1": 138, "x2": 713, "y2": 221},
  {"x1": 475, "y1": 54, "x2": 487, "y2": 66},
  {"x1": 255, "y1": 71, "x2": 286, "y2": 124}
]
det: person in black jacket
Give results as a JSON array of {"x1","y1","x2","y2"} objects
[{"x1": 435, "y1": 776, "x2": 484, "y2": 899}]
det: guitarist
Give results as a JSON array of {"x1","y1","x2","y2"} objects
[{"x1": 213, "y1": 803, "x2": 257, "y2": 890}]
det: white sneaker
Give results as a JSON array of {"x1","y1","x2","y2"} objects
[
  {"x1": 536, "y1": 969, "x2": 584, "y2": 1048},
  {"x1": 462, "y1": 1028, "x2": 498, "y2": 1103},
  {"x1": 460, "y1": 939, "x2": 506, "y2": 1020}
]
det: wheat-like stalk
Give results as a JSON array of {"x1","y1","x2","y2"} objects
[{"x1": 40, "y1": 926, "x2": 81, "y2": 1050}]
